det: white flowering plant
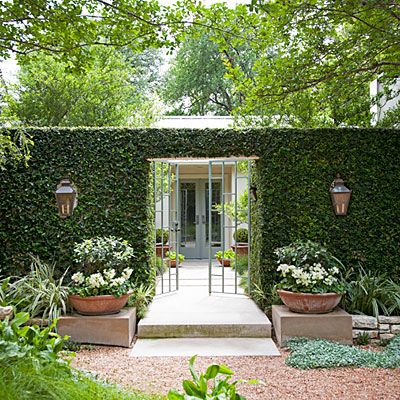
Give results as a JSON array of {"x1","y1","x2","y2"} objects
[
  {"x1": 69, "y1": 267, "x2": 133, "y2": 297},
  {"x1": 275, "y1": 240, "x2": 345, "y2": 294},
  {"x1": 73, "y1": 236, "x2": 135, "y2": 274}
]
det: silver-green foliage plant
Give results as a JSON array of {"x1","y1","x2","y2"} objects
[
  {"x1": 74, "y1": 236, "x2": 135, "y2": 274},
  {"x1": 6, "y1": 256, "x2": 69, "y2": 324},
  {"x1": 343, "y1": 265, "x2": 400, "y2": 317},
  {"x1": 168, "y1": 355, "x2": 256, "y2": 400},
  {"x1": 286, "y1": 336, "x2": 400, "y2": 369},
  {"x1": 69, "y1": 267, "x2": 133, "y2": 298},
  {"x1": 275, "y1": 240, "x2": 344, "y2": 294}
]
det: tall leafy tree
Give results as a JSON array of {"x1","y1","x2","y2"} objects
[
  {"x1": 4, "y1": 47, "x2": 159, "y2": 127},
  {"x1": 193, "y1": 0, "x2": 400, "y2": 126},
  {"x1": 162, "y1": 34, "x2": 256, "y2": 115}
]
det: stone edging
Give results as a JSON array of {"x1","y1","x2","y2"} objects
[{"x1": 352, "y1": 315, "x2": 400, "y2": 341}]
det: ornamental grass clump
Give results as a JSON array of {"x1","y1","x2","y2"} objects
[
  {"x1": 69, "y1": 267, "x2": 133, "y2": 298},
  {"x1": 275, "y1": 240, "x2": 344, "y2": 294}
]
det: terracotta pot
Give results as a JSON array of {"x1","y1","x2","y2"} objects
[
  {"x1": 231, "y1": 243, "x2": 248, "y2": 256},
  {"x1": 168, "y1": 259, "x2": 177, "y2": 268},
  {"x1": 68, "y1": 293, "x2": 130, "y2": 316},
  {"x1": 156, "y1": 244, "x2": 170, "y2": 257},
  {"x1": 217, "y1": 258, "x2": 231, "y2": 267},
  {"x1": 277, "y1": 289, "x2": 342, "y2": 314}
]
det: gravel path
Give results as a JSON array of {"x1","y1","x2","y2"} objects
[{"x1": 73, "y1": 345, "x2": 400, "y2": 399}]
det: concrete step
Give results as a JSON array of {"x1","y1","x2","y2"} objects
[
  {"x1": 138, "y1": 291, "x2": 271, "y2": 338},
  {"x1": 131, "y1": 338, "x2": 280, "y2": 357}
]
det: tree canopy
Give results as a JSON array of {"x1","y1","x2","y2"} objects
[
  {"x1": 162, "y1": 33, "x2": 257, "y2": 116},
  {"x1": 192, "y1": 0, "x2": 400, "y2": 126},
  {"x1": 2, "y1": 47, "x2": 159, "y2": 127}
]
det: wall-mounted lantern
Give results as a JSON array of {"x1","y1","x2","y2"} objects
[
  {"x1": 329, "y1": 174, "x2": 352, "y2": 216},
  {"x1": 55, "y1": 178, "x2": 77, "y2": 218},
  {"x1": 250, "y1": 186, "x2": 258, "y2": 202}
]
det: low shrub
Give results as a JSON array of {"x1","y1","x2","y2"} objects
[
  {"x1": 155, "y1": 229, "x2": 169, "y2": 245},
  {"x1": 232, "y1": 255, "x2": 249, "y2": 276},
  {"x1": 343, "y1": 265, "x2": 400, "y2": 317},
  {"x1": 233, "y1": 228, "x2": 248, "y2": 243},
  {"x1": 73, "y1": 236, "x2": 135, "y2": 274},
  {"x1": 286, "y1": 336, "x2": 400, "y2": 369},
  {"x1": 5, "y1": 256, "x2": 69, "y2": 324}
]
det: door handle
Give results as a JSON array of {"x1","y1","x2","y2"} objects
[
  {"x1": 195, "y1": 215, "x2": 199, "y2": 225},
  {"x1": 202, "y1": 215, "x2": 206, "y2": 224}
]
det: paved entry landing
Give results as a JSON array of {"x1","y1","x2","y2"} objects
[{"x1": 131, "y1": 260, "x2": 279, "y2": 357}]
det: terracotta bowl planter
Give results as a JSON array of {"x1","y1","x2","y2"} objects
[
  {"x1": 217, "y1": 258, "x2": 231, "y2": 267},
  {"x1": 166, "y1": 259, "x2": 182, "y2": 268},
  {"x1": 277, "y1": 289, "x2": 342, "y2": 314},
  {"x1": 156, "y1": 244, "x2": 170, "y2": 257},
  {"x1": 231, "y1": 243, "x2": 248, "y2": 256},
  {"x1": 68, "y1": 293, "x2": 130, "y2": 316}
]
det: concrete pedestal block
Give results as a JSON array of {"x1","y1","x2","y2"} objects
[
  {"x1": 272, "y1": 305, "x2": 352, "y2": 347},
  {"x1": 58, "y1": 307, "x2": 136, "y2": 347}
]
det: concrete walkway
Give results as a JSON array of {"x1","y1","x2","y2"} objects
[{"x1": 131, "y1": 260, "x2": 279, "y2": 357}]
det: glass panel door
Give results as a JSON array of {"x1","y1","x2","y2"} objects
[{"x1": 203, "y1": 181, "x2": 222, "y2": 258}]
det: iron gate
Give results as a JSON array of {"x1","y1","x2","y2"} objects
[{"x1": 153, "y1": 159, "x2": 252, "y2": 296}]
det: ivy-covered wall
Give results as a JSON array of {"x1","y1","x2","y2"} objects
[{"x1": 0, "y1": 128, "x2": 399, "y2": 295}]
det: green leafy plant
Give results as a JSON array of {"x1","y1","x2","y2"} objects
[
  {"x1": 6, "y1": 256, "x2": 69, "y2": 324},
  {"x1": 155, "y1": 229, "x2": 169, "y2": 244},
  {"x1": 0, "y1": 311, "x2": 69, "y2": 365},
  {"x1": 166, "y1": 251, "x2": 185, "y2": 264},
  {"x1": 232, "y1": 255, "x2": 249, "y2": 276},
  {"x1": 286, "y1": 336, "x2": 400, "y2": 369},
  {"x1": 275, "y1": 241, "x2": 344, "y2": 294},
  {"x1": 233, "y1": 228, "x2": 248, "y2": 243},
  {"x1": 214, "y1": 190, "x2": 249, "y2": 225},
  {"x1": 215, "y1": 249, "x2": 235, "y2": 261},
  {"x1": 127, "y1": 283, "x2": 154, "y2": 319},
  {"x1": 356, "y1": 332, "x2": 370, "y2": 346},
  {"x1": 167, "y1": 355, "x2": 256, "y2": 400},
  {"x1": 343, "y1": 265, "x2": 400, "y2": 317},
  {"x1": 74, "y1": 236, "x2": 135, "y2": 274},
  {"x1": 69, "y1": 267, "x2": 133, "y2": 298}
]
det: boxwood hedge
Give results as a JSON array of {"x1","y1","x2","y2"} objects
[{"x1": 0, "y1": 127, "x2": 398, "y2": 295}]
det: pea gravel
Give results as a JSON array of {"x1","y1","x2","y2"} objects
[{"x1": 72, "y1": 345, "x2": 400, "y2": 400}]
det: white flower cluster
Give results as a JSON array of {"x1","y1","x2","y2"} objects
[
  {"x1": 71, "y1": 271, "x2": 84, "y2": 284},
  {"x1": 277, "y1": 262, "x2": 339, "y2": 287},
  {"x1": 71, "y1": 267, "x2": 134, "y2": 290},
  {"x1": 87, "y1": 273, "x2": 105, "y2": 288}
]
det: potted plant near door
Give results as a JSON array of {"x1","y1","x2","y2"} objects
[
  {"x1": 68, "y1": 236, "x2": 135, "y2": 315},
  {"x1": 275, "y1": 240, "x2": 345, "y2": 314},
  {"x1": 215, "y1": 249, "x2": 235, "y2": 267},
  {"x1": 231, "y1": 228, "x2": 249, "y2": 255},
  {"x1": 156, "y1": 229, "x2": 170, "y2": 257},
  {"x1": 165, "y1": 251, "x2": 185, "y2": 268}
]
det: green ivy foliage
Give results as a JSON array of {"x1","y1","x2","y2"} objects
[{"x1": 0, "y1": 127, "x2": 399, "y2": 296}]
